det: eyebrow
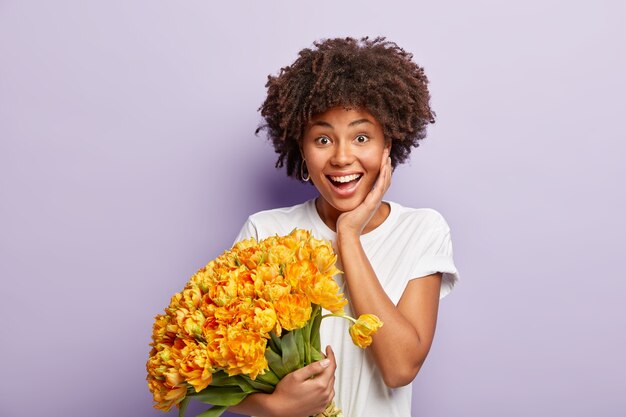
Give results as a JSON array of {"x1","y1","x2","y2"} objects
[{"x1": 309, "y1": 119, "x2": 374, "y2": 128}]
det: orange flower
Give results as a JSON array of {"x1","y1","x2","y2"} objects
[
  {"x1": 290, "y1": 228, "x2": 312, "y2": 242},
  {"x1": 147, "y1": 228, "x2": 376, "y2": 414},
  {"x1": 312, "y1": 245, "x2": 340, "y2": 276},
  {"x1": 208, "y1": 269, "x2": 239, "y2": 306},
  {"x1": 146, "y1": 344, "x2": 187, "y2": 411},
  {"x1": 283, "y1": 259, "x2": 315, "y2": 289},
  {"x1": 218, "y1": 326, "x2": 268, "y2": 380},
  {"x1": 179, "y1": 345, "x2": 214, "y2": 392},
  {"x1": 267, "y1": 244, "x2": 295, "y2": 265},
  {"x1": 304, "y1": 274, "x2": 347, "y2": 313},
  {"x1": 349, "y1": 314, "x2": 383, "y2": 348},
  {"x1": 251, "y1": 299, "x2": 278, "y2": 335},
  {"x1": 274, "y1": 293, "x2": 312, "y2": 331}
]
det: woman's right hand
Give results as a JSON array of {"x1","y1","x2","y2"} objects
[
  {"x1": 267, "y1": 345, "x2": 336, "y2": 417},
  {"x1": 229, "y1": 346, "x2": 336, "y2": 417}
]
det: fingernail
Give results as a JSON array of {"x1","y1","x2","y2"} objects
[
  {"x1": 388, "y1": 157, "x2": 392, "y2": 164},
  {"x1": 319, "y1": 359, "x2": 330, "y2": 368}
]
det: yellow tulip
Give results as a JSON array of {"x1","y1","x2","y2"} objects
[
  {"x1": 219, "y1": 326, "x2": 268, "y2": 380},
  {"x1": 349, "y1": 314, "x2": 383, "y2": 348},
  {"x1": 311, "y1": 245, "x2": 337, "y2": 275},
  {"x1": 304, "y1": 274, "x2": 347, "y2": 313},
  {"x1": 268, "y1": 244, "x2": 295, "y2": 265},
  {"x1": 274, "y1": 293, "x2": 312, "y2": 331},
  {"x1": 179, "y1": 346, "x2": 214, "y2": 392}
]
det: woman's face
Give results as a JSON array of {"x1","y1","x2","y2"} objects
[{"x1": 301, "y1": 106, "x2": 390, "y2": 217}]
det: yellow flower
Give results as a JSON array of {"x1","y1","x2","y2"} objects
[
  {"x1": 231, "y1": 237, "x2": 258, "y2": 252},
  {"x1": 267, "y1": 244, "x2": 295, "y2": 265},
  {"x1": 290, "y1": 228, "x2": 312, "y2": 242},
  {"x1": 252, "y1": 264, "x2": 281, "y2": 297},
  {"x1": 349, "y1": 314, "x2": 383, "y2": 348},
  {"x1": 283, "y1": 260, "x2": 314, "y2": 289},
  {"x1": 146, "y1": 344, "x2": 187, "y2": 411},
  {"x1": 312, "y1": 245, "x2": 340, "y2": 275},
  {"x1": 181, "y1": 286, "x2": 203, "y2": 310},
  {"x1": 208, "y1": 269, "x2": 239, "y2": 306},
  {"x1": 274, "y1": 293, "x2": 312, "y2": 331},
  {"x1": 147, "y1": 228, "x2": 361, "y2": 412},
  {"x1": 236, "y1": 269, "x2": 256, "y2": 299},
  {"x1": 303, "y1": 274, "x2": 347, "y2": 313},
  {"x1": 181, "y1": 309, "x2": 206, "y2": 340},
  {"x1": 251, "y1": 299, "x2": 278, "y2": 335},
  {"x1": 179, "y1": 345, "x2": 214, "y2": 392},
  {"x1": 218, "y1": 326, "x2": 268, "y2": 380}
]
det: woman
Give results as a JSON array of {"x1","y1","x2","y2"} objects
[{"x1": 230, "y1": 37, "x2": 459, "y2": 417}]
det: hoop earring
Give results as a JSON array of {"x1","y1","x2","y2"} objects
[{"x1": 300, "y1": 160, "x2": 310, "y2": 182}]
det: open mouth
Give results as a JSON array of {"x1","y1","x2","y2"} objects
[{"x1": 327, "y1": 173, "x2": 363, "y2": 191}]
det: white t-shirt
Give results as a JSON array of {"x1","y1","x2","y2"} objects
[{"x1": 234, "y1": 199, "x2": 459, "y2": 417}]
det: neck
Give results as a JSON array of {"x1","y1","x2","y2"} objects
[{"x1": 315, "y1": 197, "x2": 390, "y2": 234}]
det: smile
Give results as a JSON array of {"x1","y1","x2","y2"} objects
[
  {"x1": 326, "y1": 173, "x2": 363, "y2": 194},
  {"x1": 329, "y1": 174, "x2": 362, "y2": 183}
]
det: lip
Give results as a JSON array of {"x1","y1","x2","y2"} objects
[{"x1": 325, "y1": 173, "x2": 363, "y2": 197}]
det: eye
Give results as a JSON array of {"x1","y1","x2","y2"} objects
[
  {"x1": 315, "y1": 136, "x2": 331, "y2": 145},
  {"x1": 355, "y1": 134, "x2": 369, "y2": 143}
]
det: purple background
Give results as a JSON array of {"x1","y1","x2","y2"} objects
[{"x1": 1, "y1": 1, "x2": 625, "y2": 417}]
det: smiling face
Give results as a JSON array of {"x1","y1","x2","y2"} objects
[{"x1": 301, "y1": 106, "x2": 390, "y2": 227}]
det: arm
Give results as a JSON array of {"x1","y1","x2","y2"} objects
[
  {"x1": 228, "y1": 346, "x2": 336, "y2": 417},
  {"x1": 338, "y1": 232, "x2": 441, "y2": 387},
  {"x1": 336, "y1": 150, "x2": 442, "y2": 388}
]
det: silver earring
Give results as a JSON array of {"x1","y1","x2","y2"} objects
[{"x1": 300, "y1": 160, "x2": 310, "y2": 182}]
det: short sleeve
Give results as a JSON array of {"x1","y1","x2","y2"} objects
[
  {"x1": 409, "y1": 226, "x2": 459, "y2": 299},
  {"x1": 233, "y1": 217, "x2": 258, "y2": 245}
]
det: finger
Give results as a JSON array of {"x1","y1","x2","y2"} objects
[
  {"x1": 325, "y1": 346, "x2": 336, "y2": 368},
  {"x1": 295, "y1": 357, "x2": 331, "y2": 381},
  {"x1": 383, "y1": 156, "x2": 392, "y2": 193}
]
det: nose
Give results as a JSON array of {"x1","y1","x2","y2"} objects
[{"x1": 330, "y1": 140, "x2": 355, "y2": 166}]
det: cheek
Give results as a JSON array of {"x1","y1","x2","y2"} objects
[{"x1": 361, "y1": 148, "x2": 384, "y2": 169}]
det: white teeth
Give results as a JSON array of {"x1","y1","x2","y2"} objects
[{"x1": 329, "y1": 174, "x2": 361, "y2": 183}]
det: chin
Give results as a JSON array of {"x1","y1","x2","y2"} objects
[{"x1": 321, "y1": 194, "x2": 366, "y2": 214}]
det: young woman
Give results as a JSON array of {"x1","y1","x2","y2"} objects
[{"x1": 230, "y1": 37, "x2": 459, "y2": 417}]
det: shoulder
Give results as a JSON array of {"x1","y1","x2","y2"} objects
[
  {"x1": 390, "y1": 202, "x2": 451, "y2": 233},
  {"x1": 246, "y1": 200, "x2": 311, "y2": 226},
  {"x1": 239, "y1": 200, "x2": 316, "y2": 241}
]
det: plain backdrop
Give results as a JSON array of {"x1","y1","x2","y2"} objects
[{"x1": 1, "y1": 1, "x2": 625, "y2": 417}]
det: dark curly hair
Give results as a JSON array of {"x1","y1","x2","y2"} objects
[{"x1": 256, "y1": 36, "x2": 435, "y2": 181}]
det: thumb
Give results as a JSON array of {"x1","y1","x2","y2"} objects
[{"x1": 295, "y1": 357, "x2": 331, "y2": 380}]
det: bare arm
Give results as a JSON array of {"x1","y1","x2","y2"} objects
[{"x1": 336, "y1": 149, "x2": 442, "y2": 388}]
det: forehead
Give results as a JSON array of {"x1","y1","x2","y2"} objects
[{"x1": 307, "y1": 106, "x2": 381, "y2": 128}]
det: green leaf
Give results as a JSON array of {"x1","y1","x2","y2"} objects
[
  {"x1": 265, "y1": 346, "x2": 288, "y2": 378},
  {"x1": 254, "y1": 367, "x2": 280, "y2": 386},
  {"x1": 178, "y1": 397, "x2": 190, "y2": 417},
  {"x1": 230, "y1": 375, "x2": 263, "y2": 394},
  {"x1": 280, "y1": 331, "x2": 300, "y2": 374},
  {"x1": 209, "y1": 371, "x2": 242, "y2": 387},
  {"x1": 269, "y1": 331, "x2": 282, "y2": 355},
  {"x1": 195, "y1": 405, "x2": 228, "y2": 417},
  {"x1": 294, "y1": 328, "x2": 305, "y2": 368},
  {"x1": 310, "y1": 346, "x2": 324, "y2": 362},
  {"x1": 188, "y1": 386, "x2": 248, "y2": 406},
  {"x1": 240, "y1": 374, "x2": 276, "y2": 393},
  {"x1": 310, "y1": 306, "x2": 322, "y2": 352}
]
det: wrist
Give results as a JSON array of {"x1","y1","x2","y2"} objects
[{"x1": 336, "y1": 229, "x2": 361, "y2": 250}]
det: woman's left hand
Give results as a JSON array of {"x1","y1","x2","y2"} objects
[{"x1": 336, "y1": 147, "x2": 392, "y2": 237}]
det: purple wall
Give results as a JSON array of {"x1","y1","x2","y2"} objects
[{"x1": 1, "y1": 1, "x2": 625, "y2": 416}]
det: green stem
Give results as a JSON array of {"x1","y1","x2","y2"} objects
[{"x1": 321, "y1": 312, "x2": 357, "y2": 324}]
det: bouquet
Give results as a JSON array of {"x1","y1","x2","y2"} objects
[{"x1": 147, "y1": 229, "x2": 383, "y2": 417}]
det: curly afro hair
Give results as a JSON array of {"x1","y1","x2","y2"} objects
[{"x1": 257, "y1": 36, "x2": 435, "y2": 181}]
